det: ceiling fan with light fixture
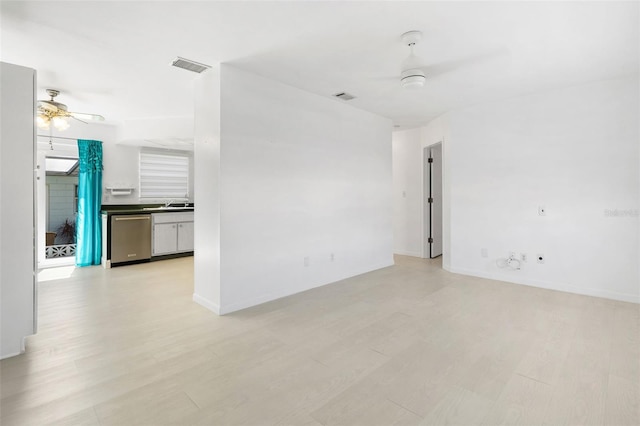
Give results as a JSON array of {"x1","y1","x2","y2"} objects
[
  {"x1": 393, "y1": 30, "x2": 509, "y2": 90},
  {"x1": 399, "y1": 31, "x2": 427, "y2": 89},
  {"x1": 37, "y1": 89, "x2": 105, "y2": 130}
]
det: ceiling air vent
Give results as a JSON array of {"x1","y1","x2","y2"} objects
[
  {"x1": 333, "y1": 92, "x2": 356, "y2": 101},
  {"x1": 171, "y1": 57, "x2": 211, "y2": 73}
]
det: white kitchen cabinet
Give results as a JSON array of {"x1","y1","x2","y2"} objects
[
  {"x1": 177, "y1": 221, "x2": 194, "y2": 252},
  {"x1": 152, "y1": 212, "x2": 194, "y2": 256},
  {"x1": 153, "y1": 223, "x2": 178, "y2": 255}
]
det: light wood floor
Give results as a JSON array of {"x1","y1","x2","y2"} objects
[{"x1": 1, "y1": 256, "x2": 638, "y2": 425}]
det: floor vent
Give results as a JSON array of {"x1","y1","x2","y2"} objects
[
  {"x1": 333, "y1": 92, "x2": 356, "y2": 101},
  {"x1": 171, "y1": 57, "x2": 211, "y2": 73}
]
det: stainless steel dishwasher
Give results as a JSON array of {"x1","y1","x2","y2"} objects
[{"x1": 110, "y1": 214, "x2": 152, "y2": 264}]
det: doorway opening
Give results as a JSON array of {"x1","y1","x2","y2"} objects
[
  {"x1": 423, "y1": 143, "x2": 443, "y2": 259},
  {"x1": 37, "y1": 141, "x2": 79, "y2": 268},
  {"x1": 45, "y1": 156, "x2": 78, "y2": 260}
]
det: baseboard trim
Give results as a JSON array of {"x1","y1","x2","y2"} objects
[
  {"x1": 393, "y1": 250, "x2": 423, "y2": 258},
  {"x1": 0, "y1": 349, "x2": 23, "y2": 360},
  {"x1": 448, "y1": 266, "x2": 640, "y2": 304},
  {"x1": 192, "y1": 293, "x2": 220, "y2": 315},
  {"x1": 219, "y1": 293, "x2": 276, "y2": 316},
  {"x1": 218, "y1": 259, "x2": 395, "y2": 315}
]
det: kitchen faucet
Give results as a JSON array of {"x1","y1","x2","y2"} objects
[{"x1": 164, "y1": 199, "x2": 174, "y2": 208}]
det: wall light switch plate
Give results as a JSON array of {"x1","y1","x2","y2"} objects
[{"x1": 538, "y1": 206, "x2": 546, "y2": 216}]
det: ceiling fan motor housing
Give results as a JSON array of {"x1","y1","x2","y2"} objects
[
  {"x1": 401, "y1": 68, "x2": 426, "y2": 88},
  {"x1": 39, "y1": 100, "x2": 68, "y2": 113}
]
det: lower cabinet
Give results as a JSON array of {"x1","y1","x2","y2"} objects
[
  {"x1": 153, "y1": 223, "x2": 178, "y2": 255},
  {"x1": 152, "y1": 212, "x2": 194, "y2": 256},
  {"x1": 177, "y1": 221, "x2": 194, "y2": 252}
]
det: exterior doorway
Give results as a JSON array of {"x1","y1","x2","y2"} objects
[{"x1": 37, "y1": 142, "x2": 79, "y2": 268}]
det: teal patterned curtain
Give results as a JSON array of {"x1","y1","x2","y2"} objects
[{"x1": 76, "y1": 139, "x2": 103, "y2": 266}]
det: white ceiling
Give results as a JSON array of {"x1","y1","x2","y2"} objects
[{"x1": 1, "y1": 1, "x2": 638, "y2": 130}]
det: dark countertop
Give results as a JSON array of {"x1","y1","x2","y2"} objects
[{"x1": 101, "y1": 204, "x2": 195, "y2": 215}]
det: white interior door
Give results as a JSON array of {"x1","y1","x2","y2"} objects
[
  {"x1": 423, "y1": 147, "x2": 431, "y2": 258},
  {"x1": 424, "y1": 143, "x2": 443, "y2": 259},
  {"x1": 429, "y1": 144, "x2": 443, "y2": 258}
]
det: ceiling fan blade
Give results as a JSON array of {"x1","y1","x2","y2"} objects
[
  {"x1": 69, "y1": 112, "x2": 105, "y2": 121},
  {"x1": 70, "y1": 115, "x2": 88, "y2": 124},
  {"x1": 370, "y1": 76, "x2": 399, "y2": 82},
  {"x1": 420, "y1": 48, "x2": 510, "y2": 78}
]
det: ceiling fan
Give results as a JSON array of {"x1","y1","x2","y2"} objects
[
  {"x1": 399, "y1": 31, "x2": 427, "y2": 89},
  {"x1": 395, "y1": 30, "x2": 509, "y2": 89},
  {"x1": 37, "y1": 89, "x2": 105, "y2": 130}
]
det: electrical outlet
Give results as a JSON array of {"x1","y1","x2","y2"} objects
[
  {"x1": 521, "y1": 253, "x2": 527, "y2": 262},
  {"x1": 330, "y1": 253, "x2": 335, "y2": 262},
  {"x1": 304, "y1": 257, "x2": 310, "y2": 267},
  {"x1": 538, "y1": 206, "x2": 546, "y2": 216},
  {"x1": 481, "y1": 248, "x2": 488, "y2": 258},
  {"x1": 536, "y1": 254, "x2": 545, "y2": 264}
]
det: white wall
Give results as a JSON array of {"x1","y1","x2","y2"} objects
[
  {"x1": 120, "y1": 116, "x2": 193, "y2": 144},
  {"x1": 1, "y1": 62, "x2": 36, "y2": 358},
  {"x1": 193, "y1": 65, "x2": 394, "y2": 314},
  {"x1": 392, "y1": 128, "x2": 423, "y2": 257},
  {"x1": 102, "y1": 144, "x2": 194, "y2": 205},
  {"x1": 113, "y1": 116, "x2": 195, "y2": 205},
  {"x1": 392, "y1": 118, "x2": 450, "y2": 261},
  {"x1": 446, "y1": 76, "x2": 639, "y2": 302},
  {"x1": 193, "y1": 66, "x2": 222, "y2": 313},
  {"x1": 101, "y1": 143, "x2": 138, "y2": 204},
  {"x1": 38, "y1": 120, "x2": 194, "y2": 206},
  {"x1": 393, "y1": 77, "x2": 638, "y2": 302}
]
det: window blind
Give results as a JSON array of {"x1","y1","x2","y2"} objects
[{"x1": 139, "y1": 152, "x2": 189, "y2": 199}]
